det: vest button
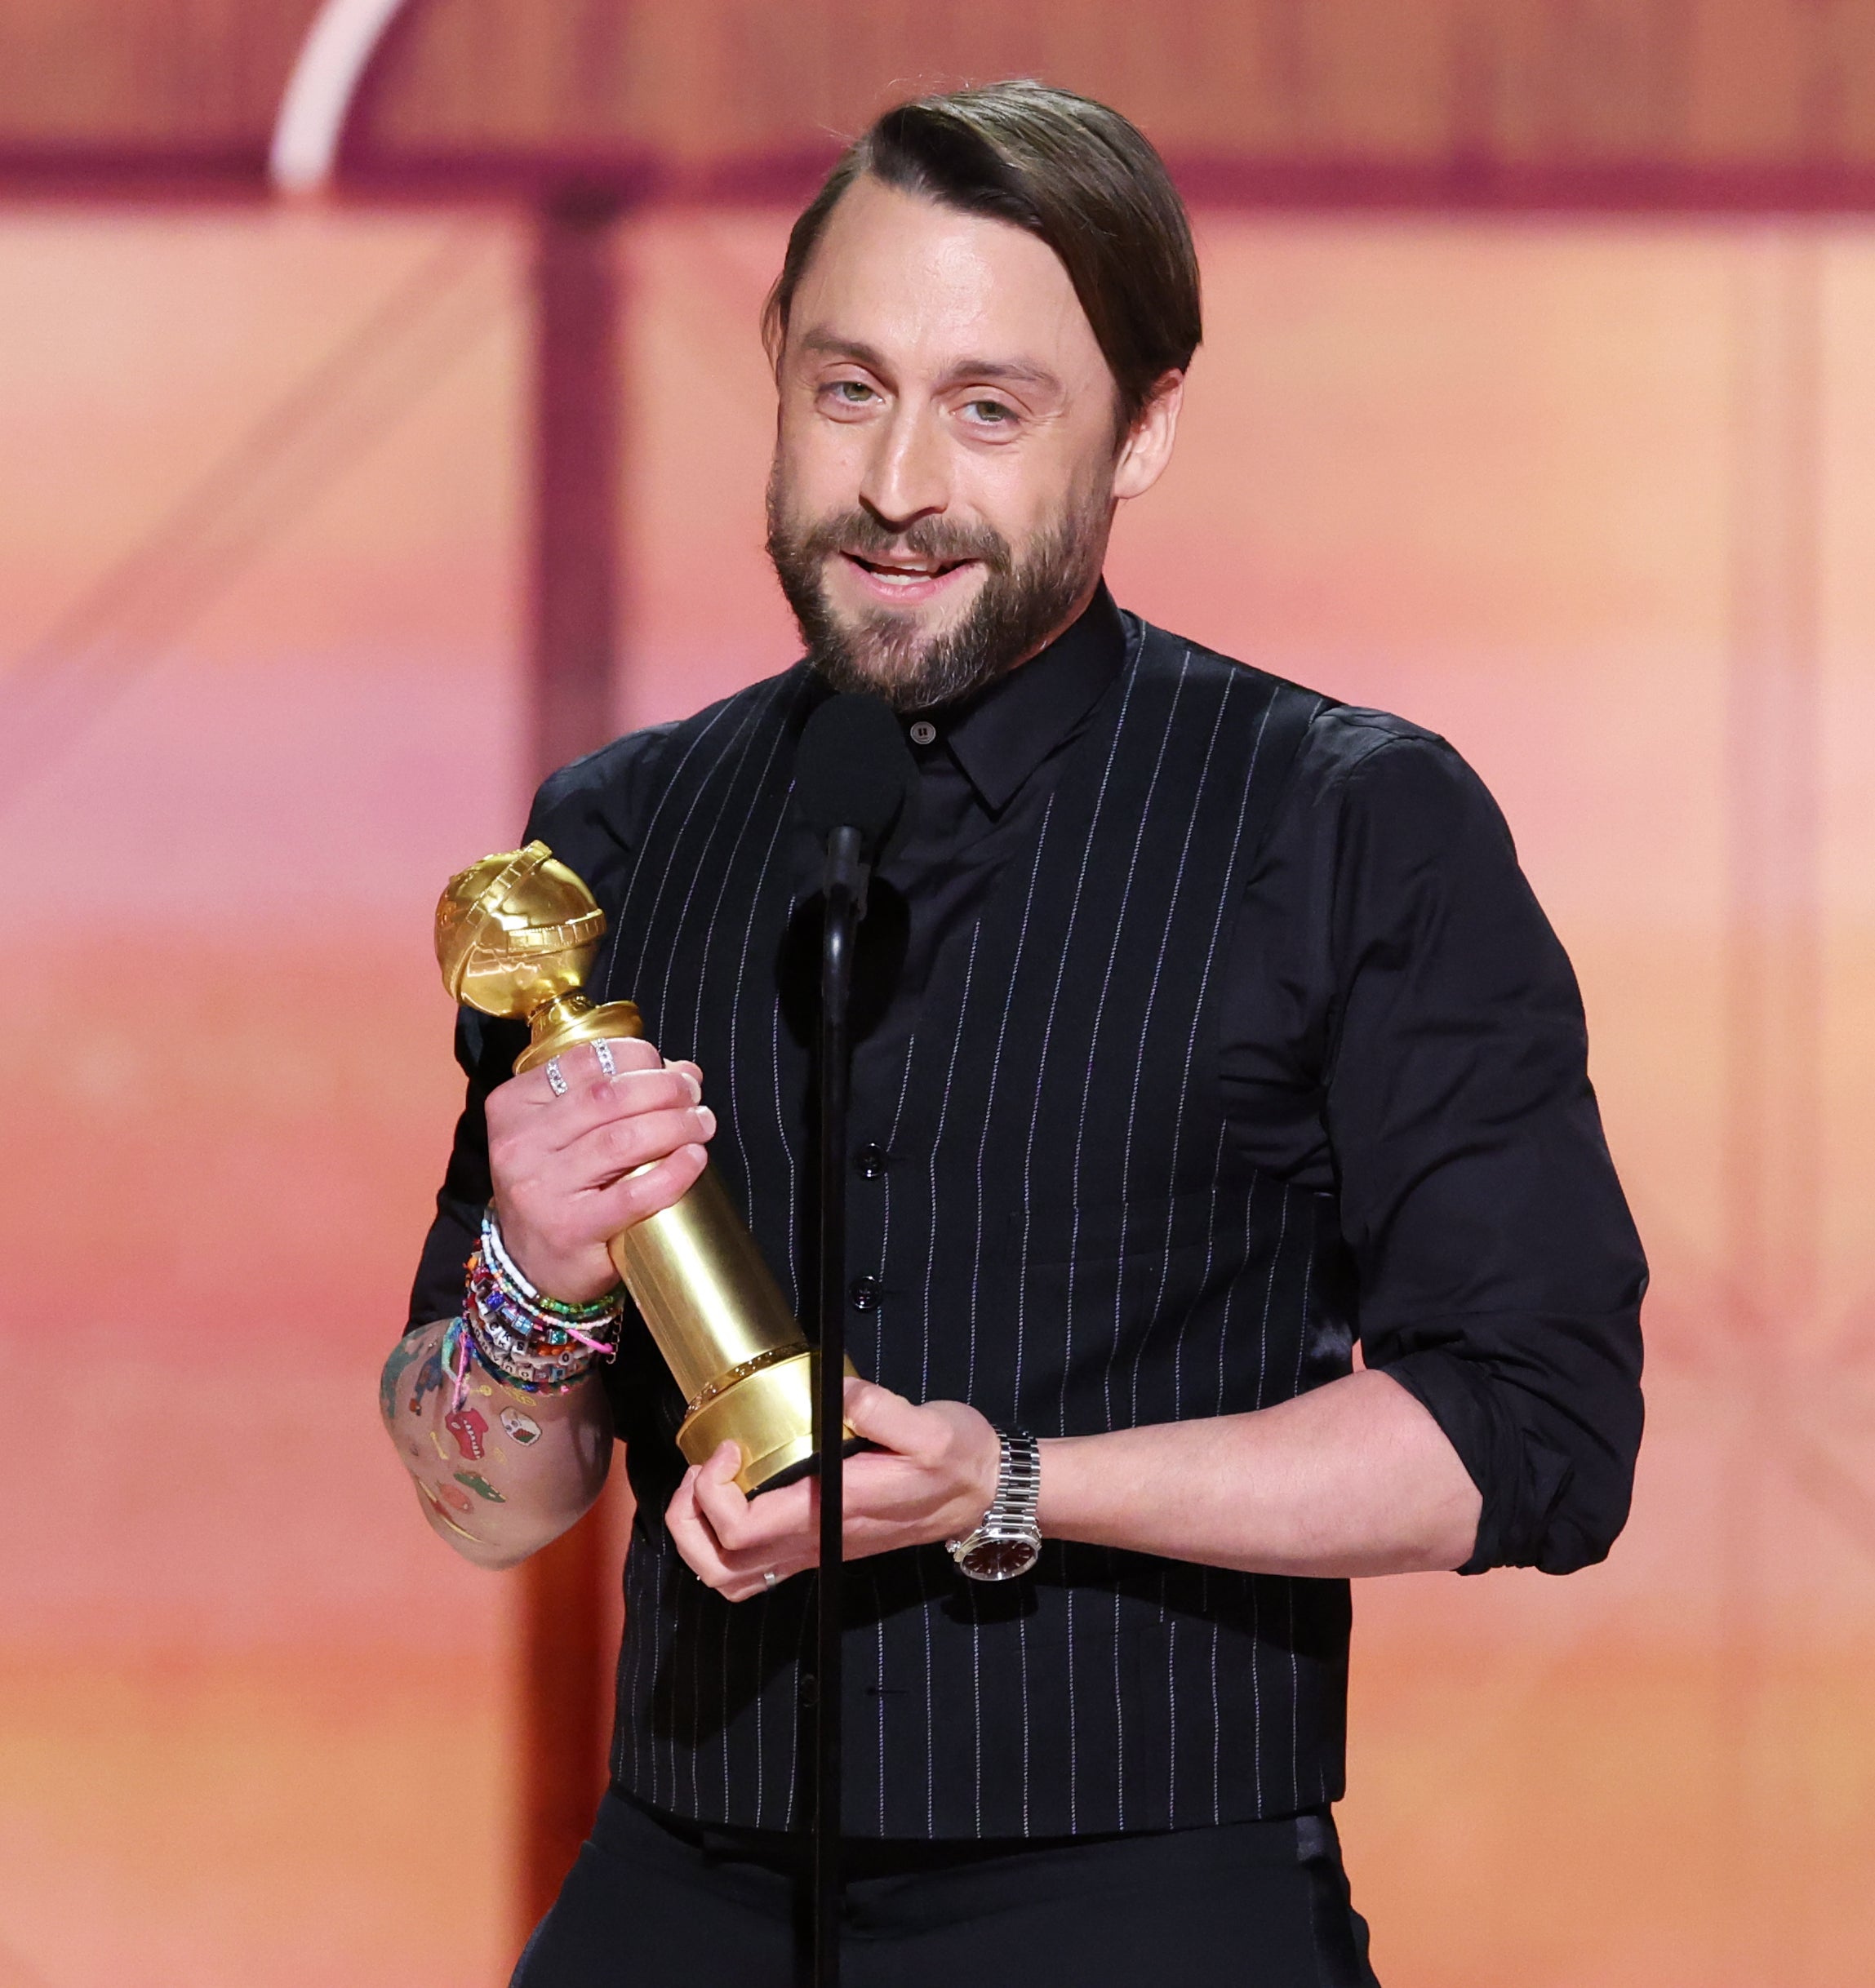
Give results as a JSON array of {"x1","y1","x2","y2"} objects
[
  {"x1": 849, "y1": 1274, "x2": 881, "y2": 1311},
  {"x1": 854, "y1": 1143, "x2": 887, "y2": 1179},
  {"x1": 909, "y1": 719, "x2": 938, "y2": 746}
]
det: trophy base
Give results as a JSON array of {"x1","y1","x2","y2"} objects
[{"x1": 678, "y1": 1347, "x2": 860, "y2": 1496}]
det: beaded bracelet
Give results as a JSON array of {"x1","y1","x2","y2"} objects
[
  {"x1": 480, "y1": 1208, "x2": 624, "y2": 1327},
  {"x1": 466, "y1": 1250, "x2": 619, "y2": 1365},
  {"x1": 463, "y1": 1298, "x2": 589, "y2": 1396},
  {"x1": 460, "y1": 1312, "x2": 589, "y2": 1397},
  {"x1": 465, "y1": 1257, "x2": 598, "y2": 1379},
  {"x1": 456, "y1": 1209, "x2": 627, "y2": 1398},
  {"x1": 447, "y1": 1307, "x2": 584, "y2": 1410}
]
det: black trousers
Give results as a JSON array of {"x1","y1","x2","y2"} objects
[{"x1": 513, "y1": 1790, "x2": 1380, "y2": 1987}]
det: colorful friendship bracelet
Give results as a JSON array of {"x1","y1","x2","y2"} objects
[
  {"x1": 466, "y1": 1250, "x2": 619, "y2": 1362},
  {"x1": 461, "y1": 1295, "x2": 593, "y2": 1396},
  {"x1": 479, "y1": 1208, "x2": 624, "y2": 1325},
  {"x1": 466, "y1": 1285, "x2": 597, "y2": 1387},
  {"x1": 455, "y1": 1209, "x2": 627, "y2": 1400}
]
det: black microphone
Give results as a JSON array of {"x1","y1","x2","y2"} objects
[
  {"x1": 793, "y1": 690, "x2": 920, "y2": 878},
  {"x1": 791, "y1": 692, "x2": 918, "y2": 1988}
]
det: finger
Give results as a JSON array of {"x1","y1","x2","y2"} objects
[
  {"x1": 487, "y1": 1052, "x2": 690, "y2": 1161},
  {"x1": 664, "y1": 1467, "x2": 739, "y2": 1590},
  {"x1": 573, "y1": 1036, "x2": 664, "y2": 1083},
  {"x1": 718, "y1": 1564, "x2": 809, "y2": 1603},
  {"x1": 558, "y1": 1101, "x2": 718, "y2": 1184},
  {"x1": 693, "y1": 1441, "x2": 810, "y2": 1555},
  {"x1": 524, "y1": 1065, "x2": 705, "y2": 1159},
  {"x1": 572, "y1": 1141, "x2": 710, "y2": 1233},
  {"x1": 668, "y1": 1460, "x2": 816, "y2": 1600},
  {"x1": 838, "y1": 1378, "x2": 933, "y2": 1457},
  {"x1": 517, "y1": 1034, "x2": 664, "y2": 1108}
]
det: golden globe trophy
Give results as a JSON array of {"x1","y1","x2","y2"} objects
[{"x1": 436, "y1": 841, "x2": 853, "y2": 1494}]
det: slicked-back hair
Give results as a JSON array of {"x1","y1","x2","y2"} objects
[{"x1": 762, "y1": 81, "x2": 1202, "y2": 433}]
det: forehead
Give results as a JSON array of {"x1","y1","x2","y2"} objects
[{"x1": 787, "y1": 175, "x2": 1105, "y2": 382}]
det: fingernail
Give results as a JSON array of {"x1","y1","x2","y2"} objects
[
  {"x1": 682, "y1": 1070, "x2": 703, "y2": 1103},
  {"x1": 695, "y1": 1106, "x2": 716, "y2": 1135}
]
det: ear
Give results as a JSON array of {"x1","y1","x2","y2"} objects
[{"x1": 1111, "y1": 371, "x2": 1186, "y2": 504}]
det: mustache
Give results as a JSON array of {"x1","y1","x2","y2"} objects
[{"x1": 778, "y1": 507, "x2": 1014, "y2": 574}]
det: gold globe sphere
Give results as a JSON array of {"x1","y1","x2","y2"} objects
[{"x1": 436, "y1": 841, "x2": 608, "y2": 1023}]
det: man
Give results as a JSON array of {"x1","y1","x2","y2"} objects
[{"x1": 389, "y1": 81, "x2": 1646, "y2": 1986}]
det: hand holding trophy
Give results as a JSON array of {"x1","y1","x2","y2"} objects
[{"x1": 435, "y1": 841, "x2": 854, "y2": 1493}]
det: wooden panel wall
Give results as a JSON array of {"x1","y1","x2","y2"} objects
[
  {"x1": 0, "y1": 0, "x2": 320, "y2": 154},
  {"x1": 358, "y1": 0, "x2": 1875, "y2": 182},
  {"x1": 8, "y1": 1, "x2": 1875, "y2": 201}
]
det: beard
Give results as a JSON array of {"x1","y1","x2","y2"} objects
[{"x1": 765, "y1": 469, "x2": 1108, "y2": 713}]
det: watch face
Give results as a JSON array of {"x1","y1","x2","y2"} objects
[{"x1": 960, "y1": 1534, "x2": 1039, "y2": 1582}]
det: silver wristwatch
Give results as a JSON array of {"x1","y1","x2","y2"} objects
[{"x1": 947, "y1": 1429, "x2": 1042, "y2": 1582}]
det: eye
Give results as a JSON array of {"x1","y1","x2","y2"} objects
[
  {"x1": 827, "y1": 379, "x2": 877, "y2": 405},
  {"x1": 963, "y1": 398, "x2": 1015, "y2": 425}
]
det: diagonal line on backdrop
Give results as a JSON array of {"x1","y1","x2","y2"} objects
[
  {"x1": 0, "y1": 225, "x2": 513, "y2": 805},
  {"x1": 1770, "y1": 1400, "x2": 1875, "y2": 1564}
]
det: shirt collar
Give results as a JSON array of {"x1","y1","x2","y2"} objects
[{"x1": 927, "y1": 582, "x2": 1128, "y2": 814}]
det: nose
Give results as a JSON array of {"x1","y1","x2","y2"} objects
[{"x1": 857, "y1": 397, "x2": 949, "y2": 532}]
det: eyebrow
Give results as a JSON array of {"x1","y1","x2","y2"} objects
[{"x1": 797, "y1": 331, "x2": 1064, "y2": 398}]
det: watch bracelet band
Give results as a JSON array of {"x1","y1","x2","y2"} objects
[{"x1": 948, "y1": 1427, "x2": 1041, "y2": 1556}]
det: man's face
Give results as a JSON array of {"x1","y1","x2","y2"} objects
[{"x1": 766, "y1": 176, "x2": 1156, "y2": 711}]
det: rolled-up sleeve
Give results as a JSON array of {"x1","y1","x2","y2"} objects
[
  {"x1": 1223, "y1": 712, "x2": 1646, "y2": 1576},
  {"x1": 1326, "y1": 731, "x2": 1645, "y2": 1573}
]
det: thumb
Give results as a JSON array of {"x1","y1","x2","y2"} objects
[{"x1": 841, "y1": 1378, "x2": 931, "y2": 1456}]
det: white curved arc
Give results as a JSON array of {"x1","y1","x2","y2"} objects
[{"x1": 269, "y1": 0, "x2": 415, "y2": 195}]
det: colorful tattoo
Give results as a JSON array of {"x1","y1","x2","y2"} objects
[
  {"x1": 407, "y1": 1345, "x2": 446, "y2": 1418},
  {"x1": 380, "y1": 1334, "x2": 427, "y2": 1424},
  {"x1": 444, "y1": 1407, "x2": 489, "y2": 1461},
  {"x1": 500, "y1": 1407, "x2": 543, "y2": 1446},
  {"x1": 454, "y1": 1470, "x2": 505, "y2": 1503},
  {"x1": 418, "y1": 1480, "x2": 481, "y2": 1540}
]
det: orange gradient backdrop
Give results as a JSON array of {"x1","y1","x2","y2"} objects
[{"x1": 3, "y1": 205, "x2": 1873, "y2": 1988}]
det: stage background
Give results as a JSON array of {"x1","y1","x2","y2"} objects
[{"x1": 5, "y1": 148, "x2": 1875, "y2": 1988}]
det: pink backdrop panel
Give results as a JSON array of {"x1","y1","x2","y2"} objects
[{"x1": 2, "y1": 202, "x2": 1870, "y2": 1987}]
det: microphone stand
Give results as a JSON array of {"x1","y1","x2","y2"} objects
[{"x1": 813, "y1": 821, "x2": 864, "y2": 1988}]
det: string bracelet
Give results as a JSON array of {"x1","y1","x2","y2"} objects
[
  {"x1": 467, "y1": 1249, "x2": 620, "y2": 1361},
  {"x1": 458, "y1": 1208, "x2": 628, "y2": 1396},
  {"x1": 481, "y1": 1208, "x2": 625, "y2": 1327},
  {"x1": 442, "y1": 1316, "x2": 475, "y2": 1415},
  {"x1": 466, "y1": 1271, "x2": 597, "y2": 1391}
]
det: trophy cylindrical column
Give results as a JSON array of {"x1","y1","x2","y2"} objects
[
  {"x1": 608, "y1": 1168, "x2": 851, "y2": 1494},
  {"x1": 610, "y1": 1166, "x2": 802, "y2": 1403}
]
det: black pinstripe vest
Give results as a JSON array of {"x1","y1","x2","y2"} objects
[{"x1": 585, "y1": 619, "x2": 1348, "y2": 1839}]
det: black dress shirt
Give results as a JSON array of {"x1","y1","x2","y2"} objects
[
  {"x1": 410, "y1": 583, "x2": 1646, "y2": 1837},
  {"x1": 838, "y1": 584, "x2": 1644, "y2": 1576},
  {"x1": 414, "y1": 584, "x2": 1645, "y2": 1576}
]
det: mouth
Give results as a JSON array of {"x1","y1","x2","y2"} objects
[{"x1": 839, "y1": 551, "x2": 980, "y2": 605}]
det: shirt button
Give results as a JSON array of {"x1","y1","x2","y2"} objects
[
  {"x1": 854, "y1": 1143, "x2": 887, "y2": 1179},
  {"x1": 909, "y1": 719, "x2": 938, "y2": 746},
  {"x1": 849, "y1": 1274, "x2": 881, "y2": 1311}
]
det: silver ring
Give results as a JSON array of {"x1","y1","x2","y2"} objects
[
  {"x1": 544, "y1": 1056, "x2": 568, "y2": 1097},
  {"x1": 762, "y1": 1570, "x2": 777, "y2": 1590},
  {"x1": 594, "y1": 1039, "x2": 617, "y2": 1079}
]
